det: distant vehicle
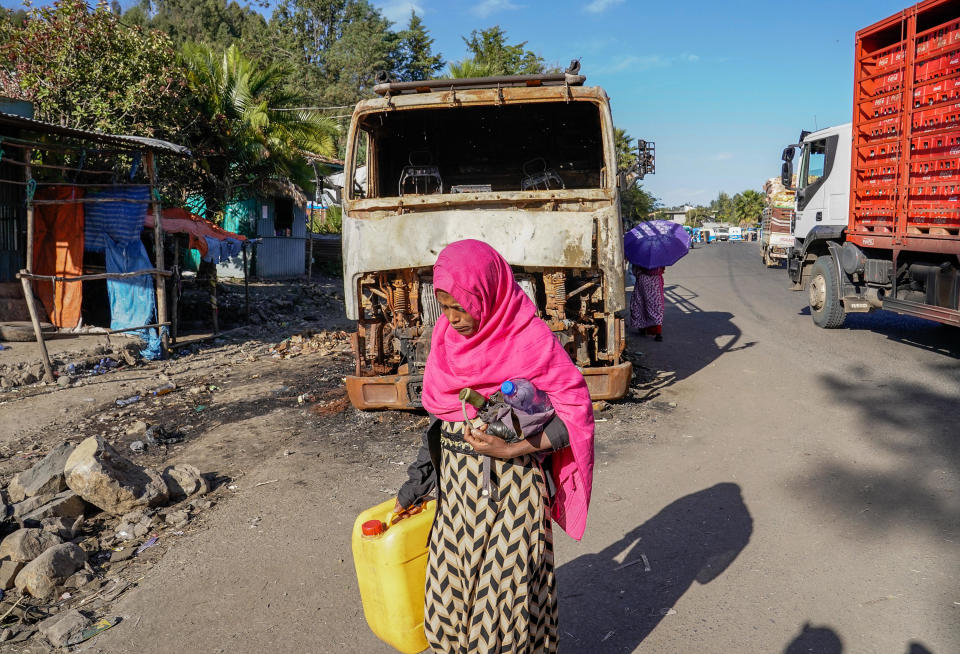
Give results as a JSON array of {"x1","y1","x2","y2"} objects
[
  {"x1": 701, "y1": 228, "x2": 716, "y2": 243},
  {"x1": 728, "y1": 226, "x2": 743, "y2": 241},
  {"x1": 760, "y1": 207, "x2": 794, "y2": 267},
  {"x1": 716, "y1": 226, "x2": 729, "y2": 242},
  {"x1": 779, "y1": 0, "x2": 960, "y2": 328}
]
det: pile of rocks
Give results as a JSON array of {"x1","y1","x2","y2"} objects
[
  {"x1": 269, "y1": 330, "x2": 350, "y2": 360},
  {"x1": 0, "y1": 436, "x2": 209, "y2": 646},
  {"x1": 0, "y1": 343, "x2": 140, "y2": 391}
]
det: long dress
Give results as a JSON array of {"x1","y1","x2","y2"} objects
[
  {"x1": 424, "y1": 420, "x2": 558, "y2": 654},
  {"x1": 630, "y1": 265, "x2": 665, "y2": 334}
]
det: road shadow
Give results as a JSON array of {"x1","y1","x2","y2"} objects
[
  {"x1": 780, "y1": 622, "x2": 936, "y2": 654},
  {"x1": 557, "y1": 483, "x2": 753, "y2": 653},
  {"x1": 626, "y1": 284, "x2": 756, "y2": 402}
]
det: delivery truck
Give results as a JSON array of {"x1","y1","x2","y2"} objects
[
  {"x1": 339, "y1": 64, "x2": 654, "y2": 409},
  {"x1": 780, "y1": 0, "x2": 960, "y2": 328}
]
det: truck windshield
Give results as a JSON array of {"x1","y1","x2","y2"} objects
[{"x1": 349, "y1": 101, "x2": 606, "y2": 199}]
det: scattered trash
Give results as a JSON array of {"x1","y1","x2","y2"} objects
[
  {"x1": 129, "y1": 440, "x2": 146, "y2": 454},
  {"x1": 136, "y1": 536, "x2": 159, "y2": 554},
  {"x1": 601, "y1": 630, "x2": 615, "y2": 642},
  {"x1": 227, "y1": 484, "x2": 238, "y2": 491},
  {"x1": 144, "y1": 425, "x2": 184, "y2": 446},
  {"x1": 659, "y1": 608, "x2": 677, "y2": 616},
  {"x1": 66, "y1": 617, "x2": 120, "y2": 645},
  {"x1": 115, "y1": 395, "x2": 141, "y2": 407},
  {"x1": 254, "y1": 479, "x2": 279, "y2": 487},
  {"x1": 149, "y1": 382, "x2": 176, "y2": 396},
  {"x1": 194, "y1": 405, "x2": 206, "y2": 413}
]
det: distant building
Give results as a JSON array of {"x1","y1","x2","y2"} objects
[{"x1": 660, "y1": 204, "x2": 697, "y2": 225}]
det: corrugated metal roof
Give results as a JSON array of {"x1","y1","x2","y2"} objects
[{"x1": 0, "y1": 112, "x2": 191, "y2": 156}]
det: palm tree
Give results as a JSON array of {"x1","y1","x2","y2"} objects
[
  {"x1": 181, "y1": 43, "x2": 338, "y2": 213},
  {"x1": 447, "y1": 58, "x2": 493, "y2": 79}
]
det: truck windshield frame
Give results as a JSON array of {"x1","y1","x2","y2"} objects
[{"x1": 346, "y1": 100, "x2": 611, "y2": 201}]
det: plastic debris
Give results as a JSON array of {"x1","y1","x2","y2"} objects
[
  {"x1": 136, "y1": 536, "x2": 159, "y2": 554},
  {"x1": 116, "y1": 395, "x2": 141, "y2": 407},
  {"x1": 149, "y1": 382, "x2": 176, "y2": 396},
  {"x1": 66, "y1": 617, "x2": 120, "y2": 645}
]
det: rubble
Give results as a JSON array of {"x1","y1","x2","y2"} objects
[
  {"x1": 162, "y1": 464, "x2": 208, "y2": 501},
  {"x1": 64, "y1": 436, "x2": 169, "y2": 515},
  {"x1": 18, "y1": 490, "x2": 86, "y2": 527},
  {"x1": 15, "y1": 542, "x2": 87, "y2": 599},
  {"x1": 0, "y1": 560, "x2": 23, "y2": 590},
  {"x1": 38, "y1": 609, "x2": 89, "y2": 648},
  {"x1": 268, "y1": 330, "x2": 350, "y2": 359},
  {"x1": 0, "y1": 528, "x2": 62, "y2": 562}
]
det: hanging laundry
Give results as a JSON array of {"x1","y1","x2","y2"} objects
[
  {"x1": 84, "y1": 186, "x2": 149, "y2": 252},
  {"x1": 32, "y1": 186, "x2": 84, "y2": 328},
  {"x1": 104, "y1": 238, "x2": 163, "y2": 360}
]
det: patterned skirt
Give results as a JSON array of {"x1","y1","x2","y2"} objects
[{"x1": 424, "y1": 421, "x2": 558, "y2": 654}]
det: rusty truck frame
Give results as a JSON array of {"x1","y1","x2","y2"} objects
[{"x1": 340, "y1": 68, "x2": 642, "y2": 409}]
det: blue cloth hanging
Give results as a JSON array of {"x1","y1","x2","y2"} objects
[
  {"x1": 85, "y1": 186, "x2": 149, "y2": 252},
  {"x1": 105, "y1": 237, "x2": 163, "y2": 360}
]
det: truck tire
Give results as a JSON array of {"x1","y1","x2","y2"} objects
[
  {"x1": 0, "y1": 321, "x2": 56, "y2": 342},
  {"x1": 808, "y1": 256, "x2": 846, "y2": 328}
]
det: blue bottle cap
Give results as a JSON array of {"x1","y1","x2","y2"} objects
[{"x1": 501, "y1": 380, "x2": 516, "y2": 396}]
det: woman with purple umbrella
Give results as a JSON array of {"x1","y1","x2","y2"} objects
[
  {"x1": 631, "y1": 265, "x2": 665, "y2": 340},
  {"x1": 623, "y1": 220, "x2": 691, "y2": 342}
]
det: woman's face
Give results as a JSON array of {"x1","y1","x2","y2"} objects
[{"x1": 436, "y1": 290, "x2": 477, "y2": 337}]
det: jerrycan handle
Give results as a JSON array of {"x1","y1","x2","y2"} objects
[{"x1": 389, "y1": 500, "x2": 428, "y2": 526}]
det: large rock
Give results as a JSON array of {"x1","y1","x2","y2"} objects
[
  {"x1": 162, "y1": 464, "x2": 208, "y2": 501},
  {"x1": 0, "y1": 560, "x2": 23, "y2": 590},
  {"x1": 0, "y1": 528, "x2": 62, "y2": 562},
  {"x1": 7, "y1": 442, "x2": 75, "y2": 502},
  {"x1": 64, "y1": 436, "x2": 168, "y2": 515},
  {"x1": 38, "y1": 609, "x2": 89, "y2": 648},
  {"x1": 11, "y1": 494, "x2": 55, "y2": 521},
  {"x1": 19, "y1": 491, "x2": 86, "y2": 527},
  {"x1": 14, "y1": 542, "x2": 86, "y2": 598}
]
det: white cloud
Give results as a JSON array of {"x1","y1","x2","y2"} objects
[
  {"x1": 471, "y1": 0, "x2": 523, "y2": 18},
  {"x1": 585, "y1": 0, "x2": 625, "y2": 13},
  {"x1": 378, "y1": 0, "x2": 425, "y2": 24},
  {"x1": 711, "y1": 152, "x2": 734, "y2": 161}
]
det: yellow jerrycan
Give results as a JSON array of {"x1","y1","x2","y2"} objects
[{"x1": 352, "y1": 497, "x2": 436, "y2": 654}]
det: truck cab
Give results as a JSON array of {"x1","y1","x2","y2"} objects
[
  {"x1": 781, "y1": 123, "x2": 851, "y2": 288},
  {"x1": 340, "y1": 68, "x2": 648, "y2": 409}
]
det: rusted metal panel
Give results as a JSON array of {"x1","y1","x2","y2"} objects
[{"x1": 342, "y1": 209, "x2": 594, "y2": 319}]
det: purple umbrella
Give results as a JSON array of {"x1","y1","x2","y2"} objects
[{"x1": 624, "y1": 220, "x2": 691, "y2": 269}]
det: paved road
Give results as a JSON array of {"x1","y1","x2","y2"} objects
[
  {"x1": 555, "y1": 241, "x2": 958, "y2": 653},
  {"x1": 91, "y1": 241, "x2": 958, "y2": 654}
]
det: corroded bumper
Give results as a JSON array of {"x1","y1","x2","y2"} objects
[{"x1": 345, "y1": 361, "x2": 632, "y2": 410}]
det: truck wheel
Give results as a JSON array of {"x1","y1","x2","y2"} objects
[{"x1": 808, "y1": 256, "x2": 846, "y2": 328}]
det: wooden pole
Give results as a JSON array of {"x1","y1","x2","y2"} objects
[
  {"x1": 242, "y1": 243, "x2": 249, "y2": 321},
  {"x1": 20, "y1": 148, "x2": 54, "y2": 381},
  {"x1": 210, "y1": 264, "x2": 219, "y2": 335},
  {"x1": 19, "y1": 274, "x2": 54, "y2": 382},
  {"x1": 24, "y1": 149, "x2": 33, "y2": 275},
  {"x1": 171, "y1": 236, "x2": 180, "y2": 343},
  {"x1": 144, "y1": 152, "x2": 169, "y2": 357}
]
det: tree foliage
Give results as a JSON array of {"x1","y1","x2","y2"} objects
[
  {"x1": 0, "y1": 0, "x2": 186, "y2": 138},
  {"x1": 459, "y1": 26, "x2": 544, "y2": 76},
  {"x1": 181, "y1": 42, "x2": 338, "y2": 211},
  {"x1": 395, "y1": 12, "x2": 444, "y2": 81},
  {"x1": 708, "y1": 189, "x2": 764, "y2": 226},
  {"x1": 124, "y1": 0, "x2": 270, "y2": 57}
]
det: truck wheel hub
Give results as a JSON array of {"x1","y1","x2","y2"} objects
[{"x1": 809, "y1": 275, "x2": 826, "y2": 311}]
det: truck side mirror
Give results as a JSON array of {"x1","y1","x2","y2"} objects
[
  {"x1": 781, "y1": 161, "x2": 793, "y2": 189},
  {"x1": 781, "y1": 146, "x2": 795, "y2": 162}
]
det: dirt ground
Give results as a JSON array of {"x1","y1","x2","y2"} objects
[{"x1": 1, "y1": 247, "x2": 957, "y2": 653}]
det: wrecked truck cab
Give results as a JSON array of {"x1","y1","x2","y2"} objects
[{"x1": 341, "y1": 70, "x2": 635, "y2": 410}]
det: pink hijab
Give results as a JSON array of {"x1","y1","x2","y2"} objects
[{"x1": 421, "y1": 239, "x2": 595, "y2": 541}]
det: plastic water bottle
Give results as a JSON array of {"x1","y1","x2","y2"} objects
[{"x1": 500, "y1": 378, "x2": 552, "y2": 414}]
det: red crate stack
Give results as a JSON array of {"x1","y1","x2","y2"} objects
[{"x1": 850, "y1": 0, "x2": 960, "y2": 250}]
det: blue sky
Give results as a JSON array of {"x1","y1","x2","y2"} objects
[{"x1": 3, "y1": 0, "x2": 916, "y2": 206}]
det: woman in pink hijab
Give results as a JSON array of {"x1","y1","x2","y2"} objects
[{"x1": 396, "y1": 239, "x2": 595, "y2": 654}]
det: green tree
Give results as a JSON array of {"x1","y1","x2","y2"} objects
[
  {"x1": 462, "y1": 26, "x2": 545, "y2": 75},
  {"x1": 709, "y1": 191, "x2": 734, "y2": 223},
  {"x1": 447, "y1": 58, "x2": 493, "y2": 78},
  {"x1": 181, "y1": 43, "x2": 339, "y2": 213},
  {"x1": 395, "y1": 11, "x2": 444, "y2": 81},
  {"x1": 732, "y1": 189, "x2": 765, "y2": 226},
  {"x1": 685, "y1": 206, "x2": 712, "y2": 227},
  {"x1": 0, "y1": 0, "x2": 186, "y2": 138}
]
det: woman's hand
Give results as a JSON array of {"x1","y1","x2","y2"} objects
[{"x1": 464, "y1": 423, "x2": 519, "y2": 459}]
